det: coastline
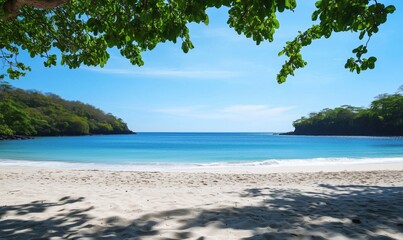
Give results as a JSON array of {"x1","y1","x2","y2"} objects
[
  {"x1": 0, "y1": 132, "x2": 136, "y2": 141},
  {"x1": 279, "y1": 131, "x2": 403, "y2": 137},
  {"x1": 1, "y1": 157, "x2": 402, "y2": 173},
  {"x1": 1, "y1": 164, "x2": 403, "y2": 239},
  {"x1": 0, "y1": 135, "x2": 33, "y2": 140}
]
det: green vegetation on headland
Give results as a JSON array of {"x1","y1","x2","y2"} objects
[
  {"x1": 283, "y1": 87, "x2": 403, "y2": 136},
  {"x1": 0, "y1": 83, "x2": 134, "y2": 139}
]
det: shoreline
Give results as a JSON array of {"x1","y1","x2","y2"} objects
[
  {"x1": 279, "y1": 131, "x2": 403, "y2": 137},
  {"x1": 1, "y1": 157, "x2": 402, "y2": 173},
  {"x1": 0, "y1": 132, "x2": 137, "y2": 141}
]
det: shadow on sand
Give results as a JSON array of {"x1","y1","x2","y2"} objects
[{"x1": 1, "y1": 185, "x2": 402, "y2": 239}]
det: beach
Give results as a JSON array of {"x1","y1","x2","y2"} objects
[{"x1": 1, "y1": 164, "x2": 403, "y2": 240}]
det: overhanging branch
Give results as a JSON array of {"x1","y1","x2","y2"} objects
[{"x1": 3, "y1": 0, "x2": 69, "y2": 19}]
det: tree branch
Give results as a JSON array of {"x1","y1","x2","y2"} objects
[{"x1": 3, "y1": 0, "x2": 69, "y2": 19}]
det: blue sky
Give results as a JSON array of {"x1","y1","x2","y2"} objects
[{"x1": 8, "y1": 1, "x2": 403, "y2": 132}]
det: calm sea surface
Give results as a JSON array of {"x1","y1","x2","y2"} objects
[{"x1": 0, "y1": 133, "x2": 402, "y2": 169}]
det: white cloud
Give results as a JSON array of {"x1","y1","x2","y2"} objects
[
  {"x1": 154, "y1": 105, "x2": 206, "y2": 116},
  {"x1": 222, "y1": 105, "x2": 294, "y2": 117},
  {"x1": 153, "y1": 104, "x2": 295, "y2": 121},
  {"x1": 153, "y1": 105, "x2": 223, "y2": 119},
  {"x1": 83, "y1": 67, "x2": 239, "y2": 79}
]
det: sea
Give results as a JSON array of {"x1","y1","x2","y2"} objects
[{"x1": 0, "y1": 133, "x2": 402, "y2": 170}]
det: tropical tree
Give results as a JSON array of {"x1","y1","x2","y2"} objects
[
  {"x1": 0, "y1": 0, "x2": 396, "y2": 82},
  {"x1": 291, "y1": 87, "x2": 403, "y2": 136},
  {"x1": 0, "y1": 86, "x2": 133, "y2": 136}
]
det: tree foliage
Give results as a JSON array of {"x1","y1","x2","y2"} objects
[
  {"x1": 0, "y1": 0, "x2": 396, "y2": 82},
  {"x1": 290, "y1": 86, "x2": 403, "y2": 136},
  {"x1": 0, "y1": 83, "x2": 133, "y2": 136}
]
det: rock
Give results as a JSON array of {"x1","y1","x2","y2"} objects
[
  {"x1": 278, "y1": 131, "x2": 295, "y2": 135},
  {"x1": 0, "y1": 135, "x2": 33, "y2": 140}
]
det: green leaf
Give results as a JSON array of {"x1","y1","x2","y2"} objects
[
  {"x1": 181, "y1": 42, "x2": 189, "y2": 53},
  {"x1": 385, "y1": 5, "x2": 396, "y2": 13}
]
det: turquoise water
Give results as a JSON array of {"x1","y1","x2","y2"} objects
[{"x1": 0, "y1": 133, "x2": 402, "y2": 169}]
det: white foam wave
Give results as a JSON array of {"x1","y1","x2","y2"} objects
[
  {"x1": 0, "y1": 157, "x2": 402, "y2": 171},
  {"x1": 197, "y1": 157, "x2": 403, "y2": 167}
]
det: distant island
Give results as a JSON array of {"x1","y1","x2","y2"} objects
[
  {"x1": 282, "y1": 87, "x2": 403, "y2": 136},
  {"x1": 0, "y1": 83, "x2": 134, "y2": 139}
]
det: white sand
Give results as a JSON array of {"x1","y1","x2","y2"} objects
[{"x1": 1, "y1": 164, "x2": 403, "y2": 239}]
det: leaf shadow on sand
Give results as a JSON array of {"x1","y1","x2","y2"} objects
[{"x1": 0, "y1": 185, "x2": 402, "y2": 239}]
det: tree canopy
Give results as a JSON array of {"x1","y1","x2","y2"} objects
[
  {"x1": 0, "y1": 0, "x2": 396, "y2": 82},
  {"x1": 0, "y1": 83, "x2": 133, "y2": 136},
  {"x1": 286, "y1": 86, "x2": 403, "y2": 136}
]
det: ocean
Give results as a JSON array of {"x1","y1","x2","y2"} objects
[{"x1": 0, "y1": 133, "x2": 402, "y2": 170}]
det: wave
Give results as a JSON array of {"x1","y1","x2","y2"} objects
[
  {"x1": 0, "y1": 157, "x2": 402, "y2": 171},
  {"x1": 196, "y1": 157, "x2": 403, "y2": 167}
]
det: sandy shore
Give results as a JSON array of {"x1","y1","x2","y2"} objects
[{"x1": 1, "y1": 165, "x2": 403, "y2": 239}]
